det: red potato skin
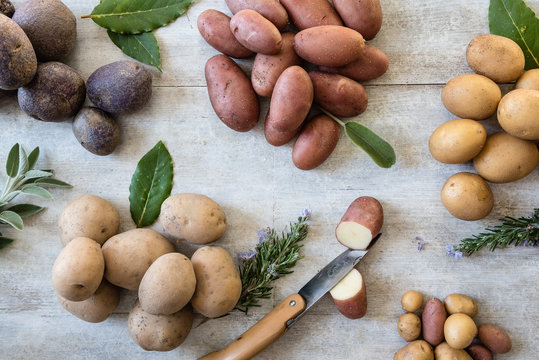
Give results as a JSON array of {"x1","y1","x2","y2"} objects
[
  {"x1": 205, "y1": 54, "x2": 259, "y2": 132},
  {"x1": 333, "y1": 0, "x2": 382, "y2": 40},
  {"x1": 265, "y1": 121, "x2": 301, "y2": 146},
  {"x1": 422, "y1": 298, "x2": 446, "y2": 346},
  {"x1": 224, "y1": 0, "x2": 289, "y2": 30},
  {"x1": 292, "y1": 114, "x2": 340, "y2": 170},
  {"x1": 280, "y1": 0, "x2": 342, "y2": 30},
  {"x1": 478, "y1": 324, "x2": 512, "y2": 354},
  {"x1": 294, "y1": 25, "x2": 365, "y2": 67},
  {"x1": 251, "y1": 32, "x2": 302, "y2": 97},
  {"x1": 197, "y1": 10, "x2": 254, "y2": 59},
  {"x1": 320, "y1": 45, "x2": 389, "y2": 82},
  {"x1": 467, "y1": 344, "x2": 493, "y2": 360},
  {"x1": 338, "y1": 196, "x2": 383, "y2": 238},
  {"x1": 331, "y1": 275, "x2": 367, "y2": 319},
  {"x1": 309, "y1": 71, "x2": 368, "y2": 117},
  {"x1": 230, "y1": 9, "x2": 282, "y2": 55}
]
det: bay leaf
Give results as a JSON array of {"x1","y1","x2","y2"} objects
[
  {"x1": 108, "y1": 31, "x2": 162, "y2": 71},
  {"x1": 344, "y1": 122, "x2": 396, "y2": 168},
  {"x1": 129, "y1": 141, "x2": 173, "y2": 227},
  {"x1": 489, "y1": 0, "x2": 539, "y2": 70}
]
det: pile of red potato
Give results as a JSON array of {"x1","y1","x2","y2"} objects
[{"x1": 197, "y1": 0, "x2": 389, "y2": 170}]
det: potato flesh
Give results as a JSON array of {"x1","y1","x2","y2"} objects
[
  {"x1": 330, "y1": 269, "x2": 363, "y2": 300},
  {"x1": 335, "y1": 221, "x2": 373, "y2": 249}
]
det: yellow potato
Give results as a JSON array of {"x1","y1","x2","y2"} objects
[
  {"x1": 497, "y1": 89, "x2": 539, "y2": 140},
  {"x1": 473, "y1": 132, "x2": 539, "y2": 183},
  {"x1": 394, "y1": 340, "x2": 434, "y2": 360},
  {"x1": 516, "y1": 69, "x2": 539, "y2": 90},
  {"x1": 57, "y1": 280, "x2": 119, "y2": 323},
  {"x1": 444, "y1": 293, "x2": 478, "y2": 318},
  {"x1": 429, "y1": 119, "x2": 487, "y2": 164},
  {"x1": 401, "y1": 290, "x2": 423, "y2": 312},
  {"x1": 444, "y1": 313, "x2": 477, "y2": 349},
  {"x1": 398, "y1": 313, "x2": 421, "y2": 341},
  {"x1": 435, "y1": 342, "x2": 473, "y2": 360},
  {"x1": 441, "y1": 172, "x2": 493, "y2": 221}
]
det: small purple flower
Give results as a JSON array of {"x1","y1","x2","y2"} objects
[
  {"x1": 266, "y1": 265, "x2": 278, "y2": 277},
  {"x1": 454, "y1": 251, "x2": 463, "y2": 259},
  {"x1": 238, "y1": 250, "x2": 256, "y2": 261},
  {"x1": 446, "y1": 245, "x2": 462, "y2": 259},
  {"x1": 257, "y1": 227, "x2": 270, "y2": 243},
  {"x1": 414, "y1": 236, "x2": 425, "y2": 251},
  {"x1": 300, "y1": 208, "x2": 312, "y2": 219},
  {"x1": 521, "y1": 238, "x2": 529, "y2": 247}
]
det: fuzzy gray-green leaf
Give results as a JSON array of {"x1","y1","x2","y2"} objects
[
  {"x1": 7, "y1": 204, "x2": 45, "y2": 218},
  {"x1": 24, "y1": 170, "x2": 53, "y2": 181},
  {"x1": 129, "y1": 141, "x2": 173, "y2": 227},
  {"x1": 33, "y1": 178, "x2": 72, "y2": 188},
  {"x1": 108, "y1": 31, "x2": 162, "y2": 70},
  {"x1": 6, "y1": 144, "x2": 19, "y2": 178},
  {"x1": 0, "y1": 236, "x2": 14, "y2": 250},
  {"x1": 0, "y1": 211, "x2": 24, "y2": 230},
  {"x1": 20, "y1": 185, "x2": 53, "y2": 200},
  {"x1": 344, "y1": 122, "x2": 396, "y2": 168},
  {"x1": 27, "y1": 147, "x2": 39, "y2": 170}
]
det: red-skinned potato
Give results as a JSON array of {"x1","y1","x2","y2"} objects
[
  {"x1": 294, "y1": 25, "x2": 365, "y2": 67},
  {"x1": 335, "y1": 196, "x2": 383, "y2": 250},
  {"x1": 333, "y1": 0, "x2": 382, "y2": 40},
  {"x1": 292, "y1": 114, "x2": 340, "y2": 170},
  {"x1": 478, "y1": 324, "x2": 512, "y2": 354},
  {"x1": 197, "y1": 10, "x2": 254, "y2": 59},
  {"x1": 224, "y1": 0, "x2": 289, "y2": 30},
  {"x1": 320, "y1": 45, "x2": 389, "y2": 82},
  {"x1": 329, "y1": 269, "x2": 367, "y2": 319},
  {"x1": 265, "y1": 122, "x2": 301, "y2": 147},
  {"x1": 251, "y1": 32, "x2": 302, "y2": 97},
  {"x1": 230, "y1": 9, "x2": 282, "y2": 55},
  {"x1": 280, "y1": 0, "x2": 342, "y2": 30},
  {"x1": 422, "y1": 298, "x2": 446, "y2": 346},
  {"x1": 309, "y1": 71, "x2": 368, "y2": 117},
  {"x1": 205, "y1": 54, "x2": 259, "y2": 132},
  {"x1": 467, "y1": 344, "x2": 493, "y2": 360}
]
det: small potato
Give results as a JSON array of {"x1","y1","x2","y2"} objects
[
  {"x1": 230, "y1": 9, "x2": 282, "y2": 55},
  {"x1": 102, "y1": 229, "x2": 175, "y2": 291},
  {"x1": 18, "y1": 62, "x2": 86, "y2": 122},
  {"x1": 429, "y1": 119, "x2": 487, "y2": 164},
  {"x1": 441, "y1": 74, "x2": 501, "y2": 120},
  {"x1": 473, "y1": 132, "x2": 539, "y2": 183},
  {"x1": 224, "y1": 0, "x2": 289, "y2": 30},
  {"x1": 52, "y1": 237, "x2": 105, "y2": 302},
  {"x1": 466, "y1": 34, "x2": 524, "y2": 83},
  {"x1": 0, "y1": 0, "x2": 15, "y2": 17},
  {"x1": 422, "y1": 298, "x2": 446, "y2": 346},
  {"x1": 197, "y1": 10, "x2": 254, "y2": 59},
  {"x1": 435, "y1": 342, "x2": 473, "y2": 360},
  {"x1": 444, "y1": 293, "x2": 478, "y2": 318},
  {"x1": 57, "y1": 280, "x2": 119, "y2": 323},
  {"x1": 205, "y1": 54, "x2": 259, "y2": 132},
  {"x1": 13, "y1": 0, "x2": 76, "y2": 61},
  {"x1": 497, "y1": 89, "x2": 539, "y2": 140},
  {"x1": 139, "y1": 253, "x2": 196, "y2": 315},
  {"x1": 280, "y1": 0, "x2": 342, "y2": 30},
  {"x1": 478, "y1": 323, "x2": 512, "y2": 354},
  {"x1": 329, "y1": 269, "x2": 367, "y2": 319},
  {"x1": 397, "y1": 313, "x2": 421, "y2": 342},
  {"x1": 401, "y1": 290, "x2": 423, "y2": 312},
  {"x1": 320, "y1": 45, "x2": 389, "y2": 82},
  {"x1": 251, "y1": 32, "x2": 301, "y2": 97},
  {"x1": 444, "y1": 313, "x2": 477, "y2": 349},
  {"x1": 516, "y1": 69, "x2": 539, "y2": 90},
  {"x1": 335, "y1": 196, "x2": 383, "y2": 250},
  {"x1": 309, "y1": 71, "x2": 368, "y2": 117},
  {"x1": 191, "y1": 246, "x2": 242, "y2": 318},
  {"x1": 333, "y1": 0, "x2": 382, "y2": 40},
  {"x1": 393, "y1": 340, "x2": 434, "y2": 360},
  {"x1": 467, "y1": 344, "x2": 493, "y2": 360},
  {"x1": 87, "y1": 61, "x2": 152, "y2": 115},
  {"x1": 72, "y1": 107, "x2": 120, "y2": 156},
  {"x1": 292, "y1": 114, "x2": 340, "y2": 170},
  {"x1": 58, "y1": 194, "x2": 120, "y2": 246},
  {"x1": 294, "y1": 25, "x2": 365, "y2": 67},
  {"x1": 441, "y1": 172, "x2": 494, "y2": 221},
  {"x1": 0, "y1": 14, "x2": 36, "y2": 90},
  {"x1": 128, "y1": 300, "x2": 193, "y2": 352},
  {"x1": 160, "y1": 193, "x2": 227, "y2": 245}
]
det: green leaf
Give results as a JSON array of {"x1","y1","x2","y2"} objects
[
  {"x1": 0, "y1": 211, "x2": 24, "y2": 230},
  {"x1": 344, "y1": 122, "x2": 396, "y2": 168},
  {"x1": 489, "y1": 0, "x2": 539, "y2": 70},
  {"x1": 6, "y1": 204, "x2": 45, "y2": 218},
  {"x1": 33, "y1": 178, "x2": 72, "y2": 188},
  {"x1": 108, "y1": 31, "x2": 162, "y2": 71},
  {"x1": 18, "y1": 146, "x2": 28, "y2": 175},
  {"x1": 129, "y1": 141, "x2": 173, "y2": 227},
  {"x1": 86, "y1": 0, "x2": 194, "y2": 34},
  {"x1": 6, "y1": 144, "x2": 20, "y2": 177},
  {"x1": 27, "y1": 147, "x2": 39, "y2": 170},
  {"x1": 0, "y1": 236, "x2": 14, "y2": 250},
  {"x1": 24, "y1": 170, "x2": 53, "y2": 180},
  {"x1": 0, "y1": 202, "x2": 8, "y2": 208},
  {"x1": 20, "y1": 185, "x2": 53, "y2": 200}
]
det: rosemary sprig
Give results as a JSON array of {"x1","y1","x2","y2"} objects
[
  {"x1": 234, "y1": 209, "x2": 311, "y2": 314},
  {"x1": 454, "y1": 209, "x2": 539, "y2": 256}
]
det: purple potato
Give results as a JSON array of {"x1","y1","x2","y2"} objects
[{"x1": 73, "y1": 107, "x2": 120, "y2": 156}]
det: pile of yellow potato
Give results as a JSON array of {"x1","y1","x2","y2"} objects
[
  {"x1": 429, "y1": 34, "x2": 539, "y2": 221},
  {"x1": 394, "y1": 291, "x2": 512, "y2": 360},
  {"x1": 51, "y1": 194, "x2": 241, "y2": 352}
]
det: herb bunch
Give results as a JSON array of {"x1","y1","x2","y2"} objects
[
  {"x1": 0, "y1": 144, "x2": 71, "y2": 250},
  {"x1": 453, "y1": 209, "x2": 539, "y2": 256},
  {"x1": 235, "y1": 210, "x2": 311, "y2": 313}
]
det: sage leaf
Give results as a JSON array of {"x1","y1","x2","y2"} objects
[
  {"x1": 108, "y1": 31, "x2": 162, "y2": 71},
  {"x1": 489, "y1": 0, "x2": 539, "y2": 70},
  {"x1": 6, "y1": 144, "x2": 19, "y2": 178},
  {"x1": 0, "y1": 211, "x2": 24, "y2": 230},
  {"x1": 33, "y1": 178, "x2": 72, "y2": 188},
  {"x1": 20, "y1": 185, "x2": 53, "y2": 200},
  {"x1": 24, "y1": 170, "x2": 53, "y2": 181},
  {"x1": 87, "y1": 0, "x2": 194, "y2": 35},
  {"x1": 7, "y1": 204, "x2": 45, "y2": 218},
  {"x1": 0, "y1": 235, "x2": 14, "y2": 250},
  {"x1": 17, "y1": 146, "x2": 28, "y2": 176},
  {"x1": 27, "y1": 147, "x2": 39, "y2": 170},
  {"x1": 129, "y1": 141, "x2": 173, "y2": 227},
  {"x1": 344, "y1": 122, "x2": 396, "y2": 168}
]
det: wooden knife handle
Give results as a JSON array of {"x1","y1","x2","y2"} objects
[{"x1": 198, "y1": 293, "x2": 306, "y2": 360}]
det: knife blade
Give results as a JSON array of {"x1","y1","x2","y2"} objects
[{"x1": 198, "y1": 233, "x2": 381, "y2": 360}]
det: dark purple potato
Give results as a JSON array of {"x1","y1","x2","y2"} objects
[
  {"x1": 87, "y1": 61, "x2": 152, "y2": 115},
  {"x1": 73, "y1": 107, "x2": 120, "y2": 156},
  {"x1": 18, "y1": 62, "x2": 86, "y2": 122},
  {"x1": 0, "y1": 0, "x2": 15, "y2": 17},
  {"x1": 12, "y1": 0, "x2": 76, "y2": 61}
]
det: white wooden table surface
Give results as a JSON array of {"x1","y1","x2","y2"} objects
[{"x1": 1, "y1": 0, "x2": 538, "y2": 359}]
